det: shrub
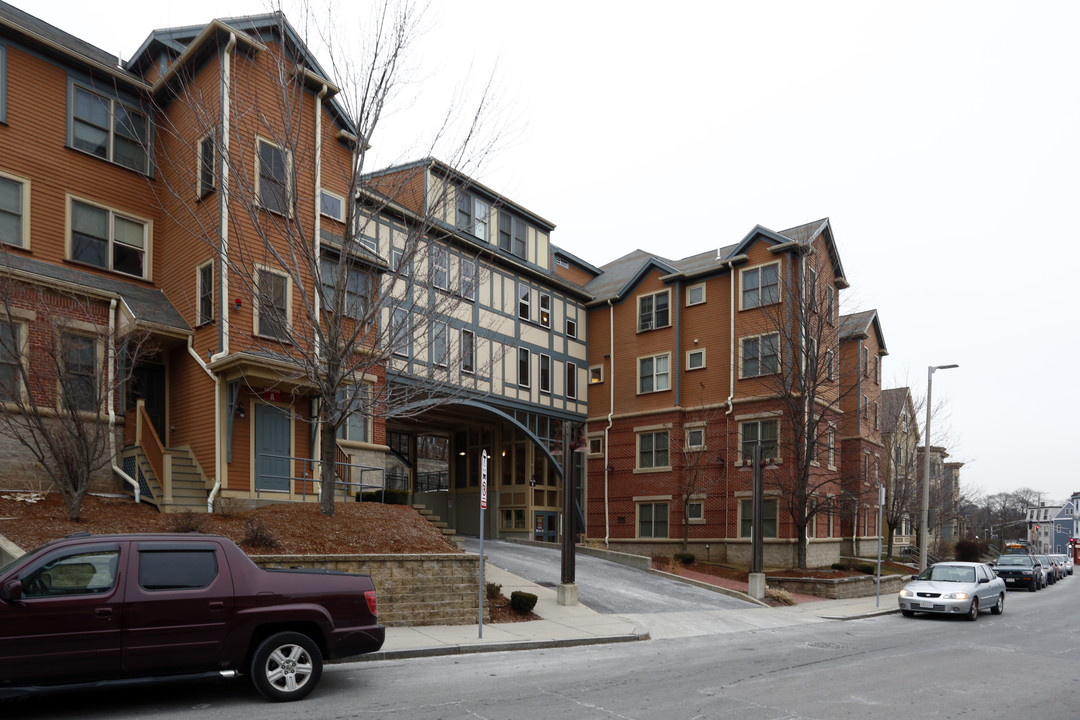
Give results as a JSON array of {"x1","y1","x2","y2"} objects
[
  {"x1": 673, "y1": 552, "x2": 695, "y2": 565},
  {"x1": 485, "y1": 581, "x2": 502, "y2": 600},
  {"x1": 766, "y1": 588, "x2": 796, "y2": 605},
  {"x1": 358, "y1": 489, "x2": 410, "y2": 505},
  {"x1": 213, "y1": 496, "x2": 244, "y2": 517},
  {"x1": 510, "y1": 591, "x2": 538, "y2": 614},
  {"x1": 164, "y1": 511, "x2": 208, "y2": 534},
  {"x1": 855, "y1": 564, "x2": 875, "y2": 575},
  {"x1": 241, "y1": 518, "x2": 279, "y2": 549},
  {"x1": 954, "y1": 539, "x2": 981, "y2": 562}
]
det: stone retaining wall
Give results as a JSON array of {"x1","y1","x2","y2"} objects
[
  {"x1": 765, "y1": 572, "x2": 910, "y2": 599},
  {"x1": 251, "y1": 553, "x2": 484, "y2": 627}
]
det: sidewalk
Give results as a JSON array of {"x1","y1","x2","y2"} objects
[{"x1": 357, "y1": 563, "x2": 899, "y2": 662}]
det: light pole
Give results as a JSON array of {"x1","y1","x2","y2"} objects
[{"x1": 920, "y1": 363, "x2": 958, "y2": 571}]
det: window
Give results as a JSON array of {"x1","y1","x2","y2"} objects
[
  {"x1": 688, "y1": 501, "x2": 704, "y2": 522},
  {"x1": 390, "y1": 306, "x2": 409, "y2": 357},
  {"x1": 566, "y1": 361, "x2": 577, "y2": 399},
  {"x1": 197, "y1": 135, "x2": 216, "y2": 197},
  {"x1": 70, "y1": 199, "x2": 148, "y2": 278},
  {"x1": 498, "y1": 213, "x2": 527, "y2": 258},
  {"x1": 740, "y1": 498, "x2": 778, "y2": 538},
  {"x1": 456, "y1": 191, "x2": 472, "y2": 232},
  {"x1": 874, "y1": 401, "x2": 879, "y2": 430},
  {"x1": 320, "y1": 189, "x2": 344, "y2": 221},
  {"x1": 518, "y1": 283, "x2": 530, "y2": 320},
  {"x1": 638, "y1": 290, "x2": 670, "y2": 331},
  {"x1": 461, "y1": 329, "x2": 475, "y2": 373},
  {"x1": 637, "y1": 430, "x2": 669, "y2": 469},
  {"x1": 71, "y1": 85, "x2": 149, "y2": 173},
  {"x1": 687, "y1": 348, "x2": 705, "y2": 370},
  {"x1": 638, "y1": 502, "x2": 669, "y2": 538},
  {"x1": 432, "y1": 321, "x2": 449, "y2": 367},
  {"x1": 432, "y1": 246, "x2": 449, "y2": 290},
  {"x1": 741, "y1": 419, "x2": 778, "y2": 462},
  {"x1": 828, "y1": 426, "x2": 836, "y2": 467},
  {"x1": 256, "y1": 138, "x2": 289, "y2": 215},
  {"x1": 63, "y1": 333, "x2": 97, "y2": 412},
  {"x1": 862, "y1": 395, "x2": 869, "y2": 419},
  {"x1": 460, "y1": 258, "x2": 476, "y2": 301},
  {"x1": 687, "y1": 283, "x2": 706, "y2": 306},
  {"x1": 320, "y1": 256, "x2": 371, "y2": 319},
  {"x1": 686, "y1": 427, "x2": 705, "y2": 450},
  {"x1": 638, "y1": 353, "x2": 670, "y2": 393},
  {"x1": 588, "y1": 436, "x2": 603, "y2": 455},
  {"x1": 827, "y1": 285, "x2": 835, "y2": 320},
  {"x1": 390, "y1": 246, "x2": 409, "y2": 276},
  {"x1": 741, "y1": 333, "x2": 779, "y2": 378},
  {"x1": 565, "y1": 316, "x2": 577, "y2": 339},
  {"x1": 807, "y1": 267, "x2": 818, "y2": 310},
  {"x1": 0, "y1": 173, "x2": 28, "y2": 248},
  {"x1": 197, "y1": 262, "x2": 214, "y2": 325},
  {"x1": 255, "y1": 268, "x2": 289, "y2": 339},
  {"x1": 473, "y1": 199, "x2": 489, "y2": 241},
  {"x1": 0, "y1": 321, "x2": 22, "y2": 401},
  {"x1": 336, "y1": 383, "x2": 371, "y2": 442},
  {"x1": 741, "y1": 263, "x2": 779, "y2": 309},
  {"x1": 826, "y1": 349, "x2": 835, "y2": 380},
  {"x1": 539, "y1": 354, "x2": 551, "y2": 393},
  {"x1": 539, "y1": 293, "x2": 551, "y2": 328},
  {"x1": 873, "y1": 356, "x2": 879, "y2": 383},
  {"x1": 589, "y1": 365, "x2": 603, "y2": 384},
  {"x1": 21, "y1": 548, "x2": 120, "y2": 597},
  {"x1": 518, "y1": 348, "x2": 530, "y2": 388},
  {"x1": 456, "y1": 191, "x2": 489, "y2": 240},
  {"x1": 139, "y1": 550, "x2": 216, "y2": 591}
]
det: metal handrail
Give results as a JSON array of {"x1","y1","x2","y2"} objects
[{"x1": 254, "y1": 451, "x2": 385, "y2": 502}]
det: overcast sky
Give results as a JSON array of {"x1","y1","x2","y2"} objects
[{"x1": 11, "y1": 0, "x2": 1079, "y2": 504}]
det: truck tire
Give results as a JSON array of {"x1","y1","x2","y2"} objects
[{"x1": 251, "y1": 631, "x2": 323, "y2": 702}]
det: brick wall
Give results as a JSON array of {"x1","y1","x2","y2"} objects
[{"x1": 251, "y1": 552, "x2": 484, "y2": 626}]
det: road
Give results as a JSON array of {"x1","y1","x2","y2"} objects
[
  {"x1": 11, "y1": 573, "x2": 1078, "y2": 719},
  {"x1": 466, "y1": 537, "x2": 750, "y2": 613}
]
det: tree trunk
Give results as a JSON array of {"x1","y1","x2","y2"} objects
[{"x1": 319, "y1": 423, "x2": 339, "y2": 517}]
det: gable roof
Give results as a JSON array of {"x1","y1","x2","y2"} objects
[
  {"x1": 880, "y1": 387, "x2": 917, "y2": 436},
  {"x1": 584, "y1": 249, "x2": 679, "y2": 305},
  {"x1": 839, "y1": 309, "x2": 888, "y2": 355}
]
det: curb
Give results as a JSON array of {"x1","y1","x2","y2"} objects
[
  {"x1": 822, "y1": 608, "x2": 901, "y2": 620},
  {"x1": 349, "y1": 632, "x2": 648, "y2": 662}
]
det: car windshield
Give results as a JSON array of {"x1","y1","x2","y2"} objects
[
  {"x1": 920, "y1": 565, "x2": 975, "y2": 583},
  {"x1": 995, "y1": 556, "x2": 1027, "y2": 566}
]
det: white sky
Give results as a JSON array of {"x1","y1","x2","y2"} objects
[{"x1": 10, "y1": 0, "x2": 1080, "y2": 504}]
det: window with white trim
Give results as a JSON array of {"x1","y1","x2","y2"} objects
[
  {"x1": 0, "y1": 172, "x2": 29, "y2": 248},
  {"x1": 433, "y1": 246, "x2": 449, "y2": 290},
  {"x1": 740, "y1": 333, "x2": 779, "y2": 378},
  {"x1": 687, "y1": 348, "x2": 705, "y2": 370},
  {"x1": 460, "y1": 258, "x2": 476, "y2": 301},
  {"x1": 256, "y1": 138, "x2": 290, "y2": 215},
  {"x1": 638, "y1": 290, "x2": 670, "y2": 331},
  {"x1": 71, "y1": 85, "x2": 149, "y2": 173},
  {"x1": 461, "y1": 329, "x2": 475, "y2": 373},
  {"x1": 518, "y1": 348, "x2": 530, "y2": 388},
  {"x1": 197, "y1": 135, "x2": 216, "y2": 198},
  {"x1": 70, "y1": 199, "x2": 148, "y2": 279},
  {"x1": 638, "y1": 353, "x2": 670, "y2": 393},
  {"x1": 321, "y1": 255, "x2": 372, "y2": 319},
  {"x1": 539, "y1": 354, "x2": 551, "y2": 393},
  {"x1": 197, "y1": 261, "x2": 214, "y2": 326},
  {"x1": 741, "y1": 263, "x2": 779, "y2": 309},
  {"x1": 498, "y1": 212, "x2": 527, "y2": 258},
  {"x1": 539, "y1": 293, "x2": 551, "y2": 328},
  {"x1": 828, "y1": 426, "x2": 836, "y2": 467},
  {"x1": 320, "y1": 189, "x2": 344, "y2": 221},
  {"x1": 432, "y1": 321, "x2": 449, "y2": 367},
  {"x1": 566, "y1": 361, "x2": 577, "y2": 399},
  {"x1": 638, "y1": 501, "x2": 669, "y2": 538},
  {"x1": 390, "y1": 306, "x2": 409, "y2": 357},
  {"x1": 518, "y1": 283, "x2": 530, "y2": 320},
  {"x1": 456, "y1": 190, "x2": 490, "y2": 241},
  {"x1": 741, "y1": 419, "x2": 778, "y2": 462},
  {"x1": 63, "y1": 332, "x2": 98, "y2": 412},
  {"x1": 686, "y1": 427, "x2": 705, "y2": 450},
  {"x1": 637, "y1": 430, "x2": 669, "y2": 469},
  {"x1": 336, "y1": 382, "x2": 371, "y2": 443},
  {"x1": 688, "y1": 501, "x2": 704, "y2": 523},
  {"x1": 255, "y1": 267, "x2": 289, "y2": 339},
  {"x1": 686, "y1": 283, "x2": 705, "y2": 306},
  {"x1": 589, "y1": 365, "x2": 603, "y2": 384},
  {"x1": 588, "y1": 436, "x2": 603, "y2": 455},
  {"x1": 565, "y1": 316, "x2": 577, "y2": 338},
  {"x1": 391, "y1": 246, "x2": 408, "y2": 277},
  {"x1": 740, "y1": 498, "x2": 777, "y2": 538}
]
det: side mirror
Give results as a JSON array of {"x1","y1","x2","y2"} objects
[
  {"x1": 978, "y1": 577, "x2": 990, "y2": 584},
  {"x1": 0, "y1": 578, "x2": 22, "y2": 602}
]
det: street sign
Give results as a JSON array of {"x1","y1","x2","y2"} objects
[{"x1": 480, "y1": 450, "x2": 488, "y2": 510}]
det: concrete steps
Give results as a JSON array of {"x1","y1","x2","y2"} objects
[{"x1": 413, "y1": 503, "x2": 466, "y2": 550}]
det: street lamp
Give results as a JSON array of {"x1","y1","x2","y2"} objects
[{"x1": 920, "y1": 363, "x2": 958, "y2": 571}]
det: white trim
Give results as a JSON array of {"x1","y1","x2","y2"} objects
[
  {"x1": 686, "y1": 282, "x2": 706, "y2": 306},
  {"x1": 686, "y1": 347, "x2": 706, "y2": 371},
  {"x1": 255, "y1": 136, "x2": 292, "y2": 217},
  {"x1": 738, "y1": 260, "x2": 781, "y2": 311}
]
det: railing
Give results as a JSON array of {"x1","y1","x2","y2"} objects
[
  {"x1": 415, "y1": 471, "x2": 449, "y2": 493},
  {"x1": 254, "y1": 451, "x2": 385, "y2": 502},
  {"x1": 135, "y1": 400, "x2": 171, "y2": 502}
]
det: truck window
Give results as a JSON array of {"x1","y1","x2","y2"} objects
[
  {"x1": 21, "y1": 549, "x2": 120, "y2": 598},
  {"x1": 139, "y1": 550, "x2": 218, "y2": 590}
]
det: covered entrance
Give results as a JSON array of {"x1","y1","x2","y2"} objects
[
  {"x1": 534, "y1": 511, "x2": 557, "y2": 542},
  {"x1": 255, "y1": 403, "x2": 291, "y2": 493}
]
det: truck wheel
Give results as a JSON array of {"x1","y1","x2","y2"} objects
[{"x1": 251, "y1": 631, "x2": 323, "y2": 702}]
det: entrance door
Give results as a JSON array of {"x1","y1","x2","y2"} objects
[
  {"x1": 255, "y1": 404, "x2": 290, "y2": 493},
  {"x1": 130, "y1": 362, "x2": 166, "y2": 442},
  {"x1": 534, "y1": 511, "x2": 557, "y2": 543}
]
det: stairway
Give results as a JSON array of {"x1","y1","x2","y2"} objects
[
  {"x1": 413, "y1": 504, "x2": 466, "y2": 551},
  {"x1": 123, "y1": 447, "x2": 209, "y2": 513}
]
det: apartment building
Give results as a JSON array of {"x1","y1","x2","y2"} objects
[{"x1": 880, "y1": 386, "x2": 920, "y2": 555}]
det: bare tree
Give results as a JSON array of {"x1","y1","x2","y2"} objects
[
  {"x1": 0, "y1": 273, "x2": 153, "y2": 520},
  {"x1": 677, "y1": 385, "x2": 724, "y2": 555},
  {"x1": 148, "y1": 2, "x2": 503, "y2": 516}
]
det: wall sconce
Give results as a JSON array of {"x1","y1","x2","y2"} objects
[{"x1": 236, "y1": 404, "x2": 245, "y2": 418}]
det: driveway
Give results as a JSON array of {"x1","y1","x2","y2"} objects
[{"x1": 465, "y1": 538, "x2": 753, "y2": 614}]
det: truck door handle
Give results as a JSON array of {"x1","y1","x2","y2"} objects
[
  {"x1": 95, "y1": 608, "x2": 113, "y2": 618},
  {"x1": 209, "y1": 601, "x2": 225, "y2": 611}
]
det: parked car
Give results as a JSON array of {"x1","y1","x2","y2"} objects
[
  {"x1": 898, "y1": 561, "x2": 1006, "y2": 620},
  {"x1": 0, "y1": 533, "x2": 385, "y2": 701},
  {"x1": 1049, "y1": 555, "x2": 1069, "y2": 578},
  {"x1": 1036, "y1": 554, "x2": 1059, "y2": 584},
  {"x1": 992, "y1": 553, "x2": 1042, "y2": 592},
  {"x1": 1053, "y1": 553, "x2": 1073, "y2": 576}
]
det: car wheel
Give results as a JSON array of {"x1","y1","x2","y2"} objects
[
  {"x1": 901, "y1": 609, "x2": 915, "y2": 617},
  {"x1": 965, "y1": 597, "x2": 979, "y2": 621},
  {"x1": 990, "y1": 593, "x2": 1004, "y2": 615},
  {"x1": 250, "y1": 631, "x2": 323, "y2": 702},
  {"x1": 1029, "y1": 578, "x2": 1038, "y2": 592}
]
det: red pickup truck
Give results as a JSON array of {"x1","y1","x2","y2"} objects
[{"x1": 0, "y1": 532, "x2": 385, "y2": 701}]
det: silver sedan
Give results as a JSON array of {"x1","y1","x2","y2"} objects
[{"x1": 898, "y1": 561, "x2": 1006, "y2": 620}]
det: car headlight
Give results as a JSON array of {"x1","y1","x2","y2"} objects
[
  {"x1": 942, "y1": 592, "x2": 969, "y2": 600},
  {"x1": 899, "y1": 589, "x2": 914, "y2": 597}
]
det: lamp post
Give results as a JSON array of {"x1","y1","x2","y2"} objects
[{"x1": 920, "y1": 363, "x2": 958, "y2": 571}]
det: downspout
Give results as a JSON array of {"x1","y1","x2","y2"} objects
[
  {"x1": 108, "y1": 298, "x2": 140, "y2": 503},
  {"x1": 313, "y1": 84, "x2": 327, "y2": 496},
  {"x1": 604, "y1": 298, "x2": 614, "y2": 547},
  {"x1": 185, "y1": 338, "x2": 219, "y2": 510},
  {"x1": 673, "y1": 280, "x2": 681, "y2": 407},
  {"x1": 725, "y1": 260, "x2": 736, "y2": 541}
]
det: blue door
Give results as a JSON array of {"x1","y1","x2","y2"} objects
[{"x1": 255, "y1": 404, "x2": 290, "y2": 493}]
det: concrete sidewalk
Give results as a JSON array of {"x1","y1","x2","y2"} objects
[{"x1": 357, "y1": 563, "x2": 899, "y2": 662}]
